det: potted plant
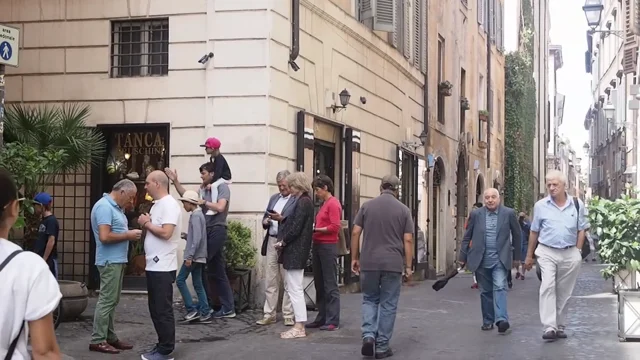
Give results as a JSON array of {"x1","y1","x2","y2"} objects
[
  {"x1": 478, "y1": 140, "x2": 488, "y2": 149},
  {"x1": 439, "y1": 81, "x2": 454, "y2": 96},
  {"x1": 222, "y1": 221, "x2": 257, "y2": 312},
  {"x1": 479, "y1": 110, "x2": 489, "y2": 122},
  {"x1": 460, "y1": 96, "x2": 470, "y2": 111},
  {"x1": 588, "y1": 195, "x2": 640, "y2": 341}
]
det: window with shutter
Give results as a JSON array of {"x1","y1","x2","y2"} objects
[
  {"x1": 490, "y1": 0, "x2": 496, "y2": 43},
  {"x1": 420, "y1": 0, "x2": 427, "y2": 73},
  {"x1": 497, "y1": 2, "x2": 503, "y2": 51},
  {"x1": 391, "y1": 0, "x2": 400, "y2": 48},
  {"x1": 478, "y1": 0, "x2": 484, "y2": 25},
  {"x1": 413, "y1": 0, "x2": 421, "y2": 69},
  {"x1": 404, "y1": 0, "x2": 411, "y2": 59},
  {"x1": 360, "y1": 0, "x2": 394, "y2": 32},
  {"x1": 623, "y1": 0, "x2": 638, "y2": 74}
]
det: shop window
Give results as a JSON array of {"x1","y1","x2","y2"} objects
[{"x1": 111, "y1": 19, "x2": 169, "y2": 78}]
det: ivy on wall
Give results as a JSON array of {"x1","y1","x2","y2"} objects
[{"x1": 504, "y1": 0, "x2": 535, "y2": 212}]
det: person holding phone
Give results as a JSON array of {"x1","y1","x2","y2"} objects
[{"x1": 257, "y1": 170, "x2": 298, "y2": 326}]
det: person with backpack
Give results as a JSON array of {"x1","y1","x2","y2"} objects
[
  {"x1": 0, "y1": 168, "x2": 62, "y2": 359},
  {"x1": 524, "y1": 170, "x2": 588, "y2": 342}
]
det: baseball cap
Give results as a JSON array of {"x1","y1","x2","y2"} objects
[
  {"x1": 178, "y1": 190, "x2": 201, "y2": 205},
  {"x1": 34, "y1": 192, "x2": 53, "y2": 205},
  {"x1": 381, "y1": 175, "x2": 400, "y2": 189},
  {"x1": 200, "y1": 137, "x2": 221, "y2": 149}
]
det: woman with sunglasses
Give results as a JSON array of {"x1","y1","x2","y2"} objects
[{"x1": 0, "y1": 168, "x2": 62, "y2": 359}]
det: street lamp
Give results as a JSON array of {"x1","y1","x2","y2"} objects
[
  {"x1": 583, "y1": 142, "x2": 590, "y2": 156},
  {"x1": 582, "y1": 0, "x2": 624, "y2": 39},
  {"x1": 603, "y1": 101, "x2": 615, "y2": 121},
  {"x1": 331, "y1": 89, "x2": 351, "y2": 113},
  {"x1": 582, "y1": 0, "x2": 604, "y2": 28}
]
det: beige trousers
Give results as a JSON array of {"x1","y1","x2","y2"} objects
[
  {"x1": 535, "y1": 244, "x2": 582, "y2": 332},
  {"x1": 263, "y1": 236, "x2": 293, "y2": 318}
]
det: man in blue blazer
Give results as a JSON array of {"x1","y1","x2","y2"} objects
[
  {"x1": 458, "y1": 188, "x2": 521, "y2": 334},
  {"x1": 256, "y1": 170, "x2": 298, "y2": 326}
]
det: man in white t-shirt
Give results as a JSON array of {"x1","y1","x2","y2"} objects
[{"x1": 138, "y1": 171, "x2": 182, "y2": 360}]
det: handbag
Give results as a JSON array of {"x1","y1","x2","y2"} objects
[{"x1": 1, "y1": 250, "x2": 25, "y2": 360}]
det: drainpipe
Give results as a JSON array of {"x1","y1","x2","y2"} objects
[
  {"x1": 289, "y1": 0, "x2": 300, "y2": 70},
  {"x1": 422, "y1": 0, "x2": 432, "y2": 278},
  {"x1": 486, "y1": 0, "x2": 492, "y2": 169}
]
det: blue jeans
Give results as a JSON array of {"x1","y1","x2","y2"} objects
[
  {"x1": 476, "y1": 263, "x2": 509, "y2": 325},
  {"x1": 176, "y1": 262, "x2": 211, "y2": 315},
  {"x1": 360, "y1": 271, "x2": 402, "y2": 353}
]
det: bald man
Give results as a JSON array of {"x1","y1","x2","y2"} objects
[
  {"x1": 458, "y1": 188, "x2": 521, "y2": 335},
  {"x1": 138, "y1": 170, "x2": 183, "y2": 360}
]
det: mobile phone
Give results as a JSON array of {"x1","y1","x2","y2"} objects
[{"x1": 267, "y1": 208, "x2": 275, "y2": 213}]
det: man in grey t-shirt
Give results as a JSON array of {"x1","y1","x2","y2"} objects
[{"x1": 351, "y1": 175, "x2": 414, "y2": 358}]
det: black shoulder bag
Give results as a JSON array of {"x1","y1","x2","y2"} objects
[
  {"x1": 2, "y1": 250, "x2": 24, "y2": 360},
  {"x1": 575, "y1": 198, "x2": 591, "y2": 260}
]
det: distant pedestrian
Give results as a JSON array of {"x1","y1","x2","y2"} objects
[
  {"x1": 584, "y1": 230, "x2": 598, "y2": 263},
  {"x1": 459, "y1": 188, "x2": 521, "y2": 334},
  {"x1": 257, "y1": 170, "x2": 297, "y2": 326},
  {"x1": 305, "y1": 175, "x2": 342, "y2": 331},
  {"x1": 467, "y1": 202, "x2": 483, "y2": 289},
  {"x1": 0, "y1": 169, "x2": 62, "y2": 359},
  {"x1": 89, "y1": 179, "x2": 141, "y2": 354},
  {"x1": 515, "y1": 212, "x2": 531, "y2": 280},
  {"x1": 138, "y1": 171, "x2": 183, "y2": 360},
  {"x1": 276, "y1": 172, "x2": 314, "y2": 339},
  {"x1": 524, "y1": 170, "x2": 587, "y2": 341},
  {"x1": 351, "y1": 175, "x2": 414, "y2": 358},
  {"x1": 33, "y1": 192, "x2": 60, "y2": 278},
  {"x1": 200, "y1": 137, "x2": 232, "y2": 213},
  {"x1": 176, "y1": 190, "x2": 211, "y2": 323}
]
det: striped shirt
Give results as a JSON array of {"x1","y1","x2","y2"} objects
[{"x1": 482, "y1": 210, "x2": 499, "y2": 268}]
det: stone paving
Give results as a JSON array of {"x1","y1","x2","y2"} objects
[{"x1": 56, "y1": 263, "x2": 637, "y2": 359}]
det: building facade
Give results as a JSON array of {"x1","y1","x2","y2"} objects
[
  {"x1": 584, "y1": 0, "x2": 636, "y2": 200},
  {"x1": 1, "y1": 0, "x2": 506, "y2": 290},
  {"x1": 533, "y1": 0, "x2": 551, "y2": 198},
  {"x1": 547, "y1": 45, "x2": 564, "y2": 156}
]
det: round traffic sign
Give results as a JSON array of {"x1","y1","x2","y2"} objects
[{"x1": 0, "y1": 41, "x2": 12, "y2": 61}]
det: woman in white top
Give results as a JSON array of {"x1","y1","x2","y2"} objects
[{"x1": 0, "y1": 168, "x2": 62, "y2": 359}]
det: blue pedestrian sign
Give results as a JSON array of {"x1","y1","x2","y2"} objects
[
  {"x1": 0, "y1": 42, "x2": 12, "y2": 61},
  {"x1": 0, "y1": 25, "x2": 20, "y2": 67}
]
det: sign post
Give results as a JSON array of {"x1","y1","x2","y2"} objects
[{"x1": 0, "y1": 24, "x2": 21, "y2": 149}]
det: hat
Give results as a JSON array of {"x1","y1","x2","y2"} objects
[
  {"x1": 200, "y1": 137, "x2": 221, "y2": 149},
  {"x1": 381, "y1": 175, "x2": 400, "y2": 189},
  {"x1": 34, "y1": 192, "x2": 52, "y2": 205},
  {"x1": 178, "y1": 190, "x2": 201, "y2": 205}
]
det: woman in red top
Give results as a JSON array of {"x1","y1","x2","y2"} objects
[{"x1": 305, "y1": 175, "x2": 342, "y2": 331}]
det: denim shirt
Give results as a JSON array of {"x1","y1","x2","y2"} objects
[{"x1": 482, "y1": 210, "x2": 499, "y2": 268}]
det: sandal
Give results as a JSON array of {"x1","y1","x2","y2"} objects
[{"x1": 280, "y1": 327, "x2": 306, "y2": 339}]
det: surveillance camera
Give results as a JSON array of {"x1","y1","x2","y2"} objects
[
  {"x1": 198, "y1": 52, "x2": 214, "y2": 64},
  {"x1": 360, "y1": 96, "x2": 367, "y2": 105}
]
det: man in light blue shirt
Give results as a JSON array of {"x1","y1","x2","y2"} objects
[
  {"x1": 525, "y1": 170, "x2": 588, "y2": 342},
  {"x1": 89, "y1": 179, "x2": 142, "y2": 354}
]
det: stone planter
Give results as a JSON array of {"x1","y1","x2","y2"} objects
[
  {"x1": 58, "y1": 280, "x2": 89, "y2": 321},
  {"x1": 618, "y1": 289, "x2": 640, "y2": 341}
]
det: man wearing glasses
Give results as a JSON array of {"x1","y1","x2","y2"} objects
[{"x1": 89, "y1": 179, "x2": 142, "y2": 354}]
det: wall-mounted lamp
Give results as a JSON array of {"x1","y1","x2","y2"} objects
[
  {"x1": 583, "y1": 0, "x2": 624, "y2": 39},
  {"x1": 198, "y1": 52, "x2": 214, "y2": 64},
  {"x1": 603, "y1": 101, "x2": 615, "y2": 121},
  {"x1": 418, "y1": 130, "x2": 427, "y2": 146},
  {"x1": 124, "y1": 153, "x2": 131, "y2": 160},
  {"x1": 331, "y1": 89, "x2": 351, "y2": 113}
]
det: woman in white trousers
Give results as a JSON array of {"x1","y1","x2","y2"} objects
[{"x1": 275, "y1": 172, "x2": 315, "y2": 339}]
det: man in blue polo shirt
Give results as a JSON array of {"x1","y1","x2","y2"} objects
[{"x1": 89, "y1": 179, "x2": 142, "y2": 354}]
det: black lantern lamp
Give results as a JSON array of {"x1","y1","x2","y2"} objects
[
  {"x1": 582, "y1": 142, "x2": 590, "y2": 157},
  {"x1": 418, "y1": 130, "x2": 428, "y2": 146},
  {"x1": 583, "y1": 0, "x2": 604, "y2": 28},
  {"x1": 603, "y1": 101, "x2": 615, "y2": 121},
  {"x1": 332, "y1": 89, "x2": 351, "y2": 113}
]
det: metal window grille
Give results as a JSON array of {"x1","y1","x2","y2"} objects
[
  {"x1": 110, "y1": 19, "x2": 169, "y2": 78},
  {"x1": 44, "y1": 164, "x2": 92, "y2": 283}
]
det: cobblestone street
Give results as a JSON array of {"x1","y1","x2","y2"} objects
[{"x1": 57, "y1": 264, "x2": 636, "y2": 359}]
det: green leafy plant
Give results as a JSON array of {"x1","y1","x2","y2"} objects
[
  {"x1": 588, "y1": 195, "x2": 640, "y2": 279},
  {"x1": 0, "y1": 142, "x2": 68, "y2": 232},
  {"x1": 224, "y1": 221, "x2": 257, "y2": 270}
]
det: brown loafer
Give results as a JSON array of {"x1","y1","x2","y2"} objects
[
  {"x1": 108, "y1": 340, "x2": 133, "y2": 350},
  {"x1": 89, "y1": 342, "x2": 120, "y2": 354}
]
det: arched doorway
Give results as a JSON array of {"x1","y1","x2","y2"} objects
[
  {"x1": 432, "y1": 158, "x2": 445, "y2": 269},
  {"x1": 455, "y1": 153, "x2": 467, "y2": 255},
  {"x1": 476, "y1": 174, "x2": 485, "y2": 203}
]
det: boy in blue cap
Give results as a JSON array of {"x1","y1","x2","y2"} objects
[{"x1": 33, "y1": 192, "x2": 60, "y2": 278}]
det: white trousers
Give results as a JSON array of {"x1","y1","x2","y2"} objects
[
  {"x1": 535, "y1": 244, "x2": 582, "y2": 332},
  {"x1": 283, "y1": 268, "x2": 307, "y2": 323},
  {"x1": 263, "y1": 236, "x2": 293, "y2": 318}
]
